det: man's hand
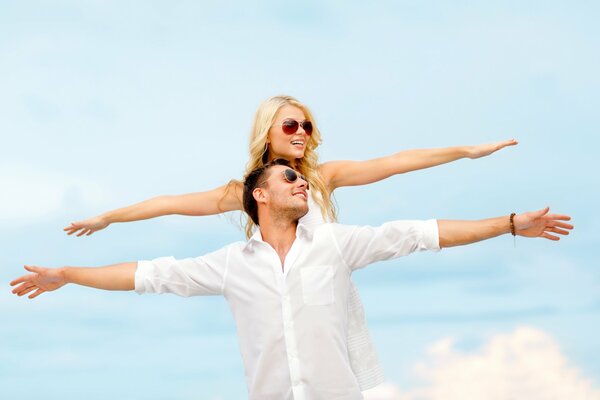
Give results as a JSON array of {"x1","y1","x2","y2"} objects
[
  {"x1": 514, "y1": 207, "x2": 573, "y2": 240},
  {"x1": 10, "y1": 265, "x2": 67, "y2": 299}
]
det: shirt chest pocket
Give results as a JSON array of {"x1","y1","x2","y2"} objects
[{"x1": 300, "y1": 265, "x2": 334, "y2": 306}]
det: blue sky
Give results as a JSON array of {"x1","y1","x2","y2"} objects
[{"x1": 1, "y1": 1, "x2": 599, "y2": 399}]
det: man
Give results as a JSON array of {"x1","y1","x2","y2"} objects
[{"x1": 11, "y1": 159, "x2": 573, "y2": 399}]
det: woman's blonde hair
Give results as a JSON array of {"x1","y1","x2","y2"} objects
[{"x1": 242, "y1": 95, "x2": 337, "y2": 237}]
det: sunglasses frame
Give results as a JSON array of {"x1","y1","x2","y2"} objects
[
  {"x1": 260, "y1": 168, "x2": 309, "y2": 190},
  {"x1": 281, "y1": 118, "x2": 313, "y2": 136},
  {"x1": 282, "y1": 168, "x2": 308, "y2": 189}
]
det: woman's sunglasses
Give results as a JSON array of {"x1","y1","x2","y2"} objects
[{"x1": 281, "y1": 119, "x2": 313, "y2": 136}]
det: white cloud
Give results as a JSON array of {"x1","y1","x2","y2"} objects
[
  {"x1": 0, "y1": 165, "x2": 111, "y2": 224},
  {"x1": 363, "y1": 383, "x2": 406, "y2": 400},
  {"x1": 365, "y1": 327, "x2": 600, "y2": 400}
]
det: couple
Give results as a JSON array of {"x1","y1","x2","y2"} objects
[{"x1": 11, "y1": 157, "x2": 572, "y2": 399}]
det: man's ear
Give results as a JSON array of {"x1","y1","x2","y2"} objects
[{"x1": 252, "y1": 187, "x2": 268, "y2": 204}]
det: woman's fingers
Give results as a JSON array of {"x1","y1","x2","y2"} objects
[
  {"x1": 64, "y1": 222, "x2": 85, "y2": 235},
  {"x1": 76, "y1": 228, "x2": 91, "y2": 237},
  {"x1": 470, "y1": 139, "x2": 518, "y2": 158},
  {"x1": 64, "y1": 224, "x2": 77, "y2": 232},
  {"x1": 498, "y1": 139, "x2": 518, "y2": 149},
  {"x1": 65, "y1": 221, "x2": 99, "y2": 237}
]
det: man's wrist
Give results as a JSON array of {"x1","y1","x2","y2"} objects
[
  {"x1": 59, "y1": 267, "x2": 71, "y2": 284},
  {"x1": 509, "y1": 213, "x2": 516, "y2": 236}
]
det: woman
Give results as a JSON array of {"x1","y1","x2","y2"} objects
[{"x1": 64, "y1": 95, "x2": 517, "y2": 389}]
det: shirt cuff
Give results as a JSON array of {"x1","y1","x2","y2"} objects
[
  {"x1": 134, "y1": 260, "x2": 152, "y2": 294},
  {"x1": 422, "y1": 219, "x2": 441, "y2": 252}
]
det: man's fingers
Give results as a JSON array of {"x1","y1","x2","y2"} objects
[
  {"x1": 547, "y1": 214, "x2": 572, "y2": 221},
  {"x1": 13, "y1": 283, "x2": 35, "y2": 296},
  {"x1": 541, "y1": 232, "x2": 560, "y2": 241},
  {"x1": 29, "y1": 288, "x2": 45, "y2": 299},
  {"x1": 10, "y1": 275, "x2": 30, "y2": 286},
  {"x1": 547, "y1": 227, "x2": 570, "y2": 236},
  {"x1": 11, "y1": 281, "x2": 29, "y2": 292},
  {"x1": 24, "y1": 265, "x2": 42, "y2": 273},
  {"x1": 11, "y1": 266, "x2": 42, "y2": 287},
  {"x1": 17, "y1": 285, "x2": 38, "y2": 297},
  {"x1": 550, "y1": 221, "x2": 574, "y2": 230},
  {"x1": 535, "y1": 207, "x2": 550, "y2": 218},
  {"x1": 11, "y1": 269, "x2": 39, "y2": 286}
]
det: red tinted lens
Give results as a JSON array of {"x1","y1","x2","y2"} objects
[
  {"x1": 301, "y1": 121, "x2": 313, "y2": 135},
  {"x1": 282, "y1": 119, "x2": 299, "y2": 134}
]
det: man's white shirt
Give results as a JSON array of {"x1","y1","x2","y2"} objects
[{"x1": 135, "y1": 220, "x2": 440, "y2": 400}]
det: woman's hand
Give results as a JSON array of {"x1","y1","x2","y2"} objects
[
  {"x1": 466, "y1": 139, "x2": 518, "y2": 159},
  {"x1": 321, "y1": 139, "x2": 520, "y2": 190},
  {"x1": 63, "y1": 216, "x2": 110, "y2": 237},
  {"x1": 62, "y1": 184, "x2": 244, "y2": 238}
]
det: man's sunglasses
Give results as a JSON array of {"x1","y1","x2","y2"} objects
[
  {"x1": 282, "y1": 168, "x2": 308, "y2": 189},
  {"x1": 281, "y1": 119, "x2": 313, "y2": 136},
  {"x1": 263, "y1": 168, "x2": 309, "y2": 190}
]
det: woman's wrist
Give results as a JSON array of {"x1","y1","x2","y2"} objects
[
  {"x1": 463, "y1": 145, "x2": 478, "y2": 159},
  {"x1": 100, "y1": 212, "x2": 116, "y2": 224}
]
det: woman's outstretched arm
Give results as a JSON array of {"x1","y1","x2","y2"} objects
[
  {"x1": 64, "y1": 182, "x2": 243, "y2": 237},
  {"x1": 320, "y1": 139, "x2": 517, "y2": 190}
]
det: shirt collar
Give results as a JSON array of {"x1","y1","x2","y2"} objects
[{"x1": 242, "y1": 221, "x2": 313, "y2": 253}]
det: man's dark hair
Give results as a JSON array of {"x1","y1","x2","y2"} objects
[{"x1": 243, "y1": 158, "x2": 292, "y2": 226}]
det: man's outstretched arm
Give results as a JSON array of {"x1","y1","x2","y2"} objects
[
  {"x1": 10, "y1": 262, "x2": 137, "y2": 299},
  {"x1": 438, "y1": 207, "x2": 573, "y2": 248}
]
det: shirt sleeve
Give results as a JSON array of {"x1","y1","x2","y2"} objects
[
  {"x1": 135, "y1": 245, "x2": 231, "y2": 297},
  {"x1": 330, "y1": 219, "x2": 440, "y2": 271}
]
